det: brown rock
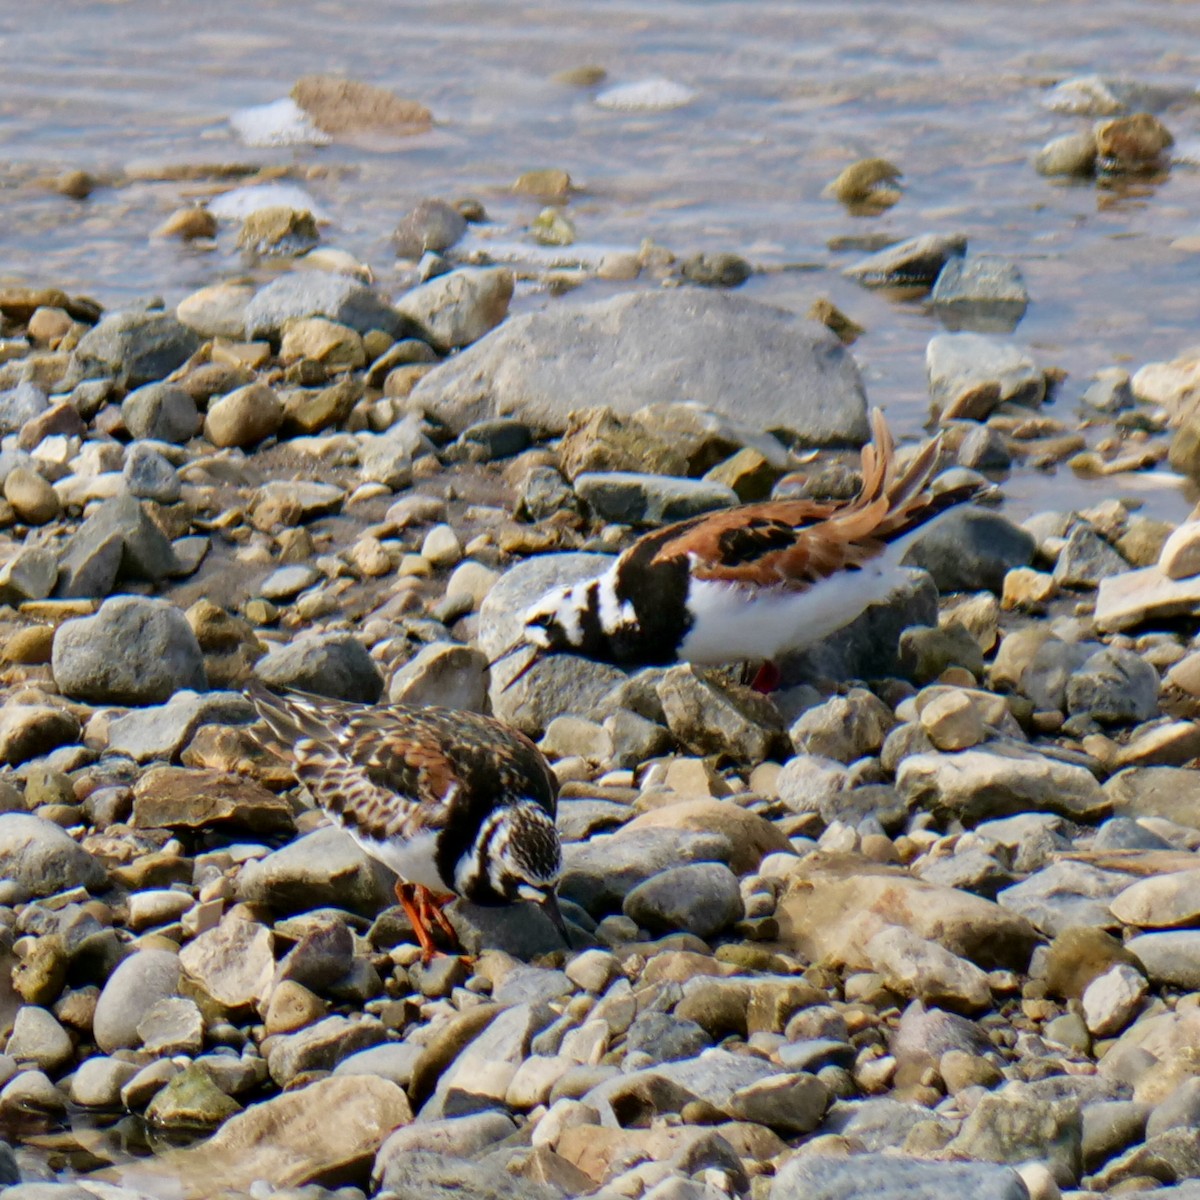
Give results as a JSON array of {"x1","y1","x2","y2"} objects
[
  {"x1": 132, "y1": 767, "x2": 294, "y2": 835},
  {"x1": 558, "y1": 406, "x2": 687, "y2": 482},
  {"x1": 100, "y1": 1074, "x2": 411, "y2": 1198},
  {"x1": 4, "y1": 626, "x2": 55, "y2": 665},
  {"x1": 1095, "y1": 112, "x2": 1173, "y2": 171},
  {"x1": 280, "y1": 318, "x2": 365, "y2": 369},
  {"x1": 17, "y1": 400, "x2": 87, "y2": 450},
  {"x1": 204, "y1": 382, "x2": 284, "y2": 448},
  {"x1": 237, "y1": 207, "x2": 318, "y2": 256},
  {"x1": 181, "y1": 724, "x2": 295, "y2": 789},
  {"x1": 282, "y1": 378, "x2": 362, "y2": 435},
  {"x1": 154, "y1": 207, "x2": 218, "y2": 240},
  {"x1": 0, "y1": 287, "x2": 72, "y2": 323},
  {"x1": 27, "y1": 307, "x2": 76, "y2": 345},
  {"x1": 512, "y1": 169, "x2": 572, "y2": 197},
  {"x1": 3, "y1": 468, "x2": 60, "y2": 525},
  {"x1": 292, "y1": 75, "x2": 432, "y2": 136},
  {"x1": 775, "y1": 855, "x2": 1038, "y2": 972}
]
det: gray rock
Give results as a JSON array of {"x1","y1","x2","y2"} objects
[
  {"x1": 236, "y1": 825, "x2": 396, "y2": 917},
  {"x1": 93, "y1": 948, "x2": 182, "y2": 1053},
  {"x1": 1125, "y1": 931, "x2": 1200, "y2": 988},
  {"x1": 57, "y1": 493, "x2": 181, "y2": 596},
  {"x1": 1106, "y1": 767, "x2": 1200, "y2": 831},
  {"x1": 890, "y1": 1000, "x2": 993, "y2": 1067},
  {"x1": 998, "y1": 861, "x2": 1131, "y2": 937},
  {"x1": 931, "y1": 257, "x2": 1029, "y2": 333},
  {"x1": 656, "y1": 666, "x2": 787, "y2": 762},
  {"x1": 374, "y1": 1149, "x2": 555, "y2": 1200},
  {"x1": 408, "y1": 289, "x2": 870, "y2": 444},
  {"x1": 897, "y1": 745, "x2": 1108, "y2": 825},
  {"x1": 267, "y1": 1014, "x2": 388, "y2": 1086},
  {"x1": 1148, "y1": 1077, "x2": 1200, "y2": 1140},
  {"x1": 1053, "y1": 523, "x2": 1130, "y2": 589},
  {"x1": 137, "y1": 996, "x2": 204, "y2": 1055},
  {"x1": 780, "y1": 567, "x2": 939, "y2": 682},
  {"x1": 120, "y1": 383, "x2": 200, "y2": 444},
  {"x1": 244, "y1": 272, "x2": 409, "y2": 340},
  {"x1": 1083, "y1": 1099, "x2": 1151, "y2": 1172},
  {"x1": 254, "y1": 632, "x2": 383, "y2": 702},
  {"x1": 123, "y1": 442, "x2": 182, "y2": 502},
  {"x1": 106, "y1": 690, "x2": 252, "y2": 762},
  {"x1": 394, "y1": 266, "x2": 513, "y2": 352},
  {"x1": 625, "y1": 1011, "x2": 711, "y2": 1065},
  {"x1": 1083, "y1": 368, "x2": 1135, "y2": 414},
  {"x1": 1007, "y1": 634, "x2": 1096, "y2": 712},
  {"x1": 948, "y1": 1089, "x2": 1082, "y2": 1185},
  {"x1": 259, "y1": 564, "x2": 320, "y2": 600},
  {"x1": 447, "y1": 899, "x2": 579, "y2": 959},
  {"x1": 5, "y1": 1006, "x2": 73, "y2": 1072},
  {"x1": 0, "y1": 704, "x2": 80, "y2": 766},
  {"x1": 74, "y1": 311, "x2": 201, "y2": 389},
  {"x1": 844, "y1": 232, "x2": 968, "y2": 288},
  {"x1": 728, "y1": 1071, "x2": 830, "y2": 1135},
  {"x1": 651, "y1": 1048, "x2": 780, "y2": 1107},
  {"x1": 52, "y1": 595, "x2": 206, "y2": 704},
  {"x1": 561, "y1": 827, "x2": 735, "y2": 916},
  {"x1": 623, "y1": 863, "x2": 744, "y2": 938},
  {"x1": 459, "y1": 418, "x2": 532, "y2": 461},
  {"x1": 957, "y1": 423, "x2": 1013, "y2": 470},
  {"x1": 1092, "y1": 816, "x2": 1174, "y2": 852},
  {"x1": 333, "y1": 1041, "x2": 423, "y2": 1087},
  {"x1": 1066, "y1": 646, "x2": 1160, "y2": 724},
  {"x1": 770, "y1": 1153, "x2": 1028, "y2": 1200},
  {"x1": 69, "y1": 1056, "x2": 140, "y2": 1107},
  {"x1": 0, "y1": 545, "x2": 58, "y2": 605},
  {"x1": 0, "y1": 382, "x2": 48, "y2": 436},
  {"x1": 791, "y1": 688, "x2": 895, "y2": 762},
  {"x1": 902, "y1": 508, "x2": 1036, "y2": 593},
  {"x1": 388, "y1": 643, "x2": 489, "y2": 712},
  {"x1": 478, "y1": 552, "x2": 627, "y2": 736},
  {"x1": 393, "y1": 199, "x2": 468, "y2": 258},
  {"x1": 0, "y1": 813, "x2": 107, "y2": 899},
  {"x1": 926, "y1": 332, "x2": 1044, "y2": 420},
  {"x1": 573, "y1": 472, "x2": 737, "y2": 525}
]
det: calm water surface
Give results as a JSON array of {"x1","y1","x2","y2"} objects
[{"x1": 1, "y1": 1, "x2": 1200, "y2": 518}]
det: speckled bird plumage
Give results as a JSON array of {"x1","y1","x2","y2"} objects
[
  {"x1": 245, "y1": 683, "x2": 562, "y2": 913},
  {"x1": 506, "y1": 409, "x2": 977, "y2": 677}
]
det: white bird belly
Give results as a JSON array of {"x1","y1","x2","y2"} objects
[
  {"x1": 347, "y1": 826, "x2": 447, "y2": 893},
  {"x1": 676, "y1": 559, "x2": 910, "y2": 664}
]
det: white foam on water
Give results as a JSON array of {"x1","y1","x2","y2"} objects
[
  {"x1": 594, "y1": 78, "x2": 697, "y2": 112},
  {"x1": 229, "y1": 97, "x2": 330, "y2": 148},
  {"x1": 207, "y1": 182, "x2": 330, "y2": 223}
]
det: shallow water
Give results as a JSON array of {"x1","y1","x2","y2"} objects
[{"x1": 3, "y1": 0, "x2": 1200, "y2": 519}]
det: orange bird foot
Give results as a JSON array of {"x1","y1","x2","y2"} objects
[
  {"x1": 749, "y1": 661, "x2": 782, "y2": 694},
  {"x1": 395, "y1": 881, "x2": 459, "y2": 965}
]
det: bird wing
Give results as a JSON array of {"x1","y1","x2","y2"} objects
[
  {"x1": 246, "y1": 683, "x2": 557, "y2": 843},
  {"x1": 634, "y1": 408, "x2": 959, "y2": 591}
]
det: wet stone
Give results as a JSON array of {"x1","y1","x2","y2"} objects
[{"x1": 845, "y1": 232, "x2": 968, "y2": 289}]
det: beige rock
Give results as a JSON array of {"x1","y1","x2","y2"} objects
[
  {"x1": 1082, "y1": 962, "x2": 1147, "y2": 1036},
  {"x1": 865, "y1": 925, "x2": 992, "y2": 1012},
  {"x1": 1160, "y1": 522, "x2": 1200, "y2": 580},
  {"x1": 103, "y1": 1074, "x2": 411, "y2": 1197},
  {"x1": 1096, "y1": 564, "x2": 1200, "y2": 632},
  {"x1": 919, "y1": 690, "x2": 985, "y2": 751},
  {"x1": 280, "y1": 317, "x2": 365, "y2": 369},
  {"x1": 154, "y1": 207, "x2": 217, "y2": 240},
  {"x1": 1131, "y1": 352, "x2": 1200, "y2": 413},
  {"x1": 625, "y1": 798, "x2": 794, "y2": 874},
  {"x1": 4, "y1": 467, "x2": 61, "y2": 525},
  {"x1": 177, "y1": 283, "x2": 254, "y2": 340},
  {"x1": 512, "y1": 168, "x2": 571, "y2": 197},
  {"x1": 238, "y1": 207, "x2": 318, "y2": 256},
  {"x1": 1002, "y1": 566, "x2": 1059, "y2": 612},
  {"x1": 27, "y1": 307, "x2": 75, "y2": 345},
  {"x1": 421, "y1": 523, "x2": 462, "y2": 567},
  {"x1": 1109, "y1": 868, "x2": 1200, "y2": 929},
  {"x1": 178, "y1": 913, "x2": 275, "y2": 1010},
  {"x1": 204, "y1": 382, "x2": 284, "y2": 448},
  {"x1": 292, "y1": 75, "x2": 431, "y2": 135},
  {"x1": 775, "y1": 856, "x2": 1038, "y2": 972}
]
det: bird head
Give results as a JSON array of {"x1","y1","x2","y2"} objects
[
  {"x1": 456, "y1": 801, "x2": 570, "y2": 943},
  {"x1": 488, "y1": 580, "x2": 598, "y2": 689}
]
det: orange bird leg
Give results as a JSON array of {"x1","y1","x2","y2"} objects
[{"x1": 394, "y1": 881, "x2": 459, "y2": 964}]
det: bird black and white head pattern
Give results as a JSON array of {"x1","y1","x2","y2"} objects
[{"x1": 455, "y1": 799, "x2": 562, "y2": 906}]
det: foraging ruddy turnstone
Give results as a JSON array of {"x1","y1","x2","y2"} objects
[
  {"x1": 497, "y1": 408, "x2": 975, "y2": 689},
  {"x1": 246, "y1": 681, "x2": 567, "y2": 960}
]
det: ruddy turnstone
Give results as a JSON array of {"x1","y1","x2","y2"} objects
[
  {"x1": 245, "y1": 681, "x2": 567, "y2": 960},
  {"x1": 498, "y1": 408, "x2": 975, "y2": 689}
]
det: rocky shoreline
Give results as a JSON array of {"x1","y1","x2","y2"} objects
[{"x1": 4, "y1": 72, "x2": 1200, "y2": 1200}]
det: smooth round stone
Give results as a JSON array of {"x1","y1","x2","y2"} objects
[
  {"x1": 92, "y1": 948, "x2": 182, "y2": 1053},
  {"x1": 4, "y1": 467, "x2": 60, "y2": 525},
  {"x1": 70, "y1": 1056, "x2": 140, "y2": 1107},
  {"x1": 259, "y1": 565, "x2": 320, "y2": 600},
  {"x1": 0, "y1": 1069, "x2": 67, "y2": 1119},
  {"x1": 420, "y1": 523, "x2": 462, "y2": 567},
  {"x1": 5, "y1": 1006, "x2": 73, "y2": 1072}
]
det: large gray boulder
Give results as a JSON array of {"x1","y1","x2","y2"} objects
[
  {"x1": 408, "y1": 289, "x2": 870, "y2": 445},
  {"x1": 52, "y1": 595, "x2": 207, "y2": 705}
]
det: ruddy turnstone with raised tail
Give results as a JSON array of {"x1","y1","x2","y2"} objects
[
  {"x1": 245, "y1": 681, "x2": 566, "y2": 960},
  {"x1": 497, "y1": 408, "x2": 976, "y2": 690}
]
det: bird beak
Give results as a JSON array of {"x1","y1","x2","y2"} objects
[
  {"x1": 539, "y1": 892, "x2": 572, "y2": 948},
  {"x1": 487, "y1": 641, "x2": 542, "y2": 692}
]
